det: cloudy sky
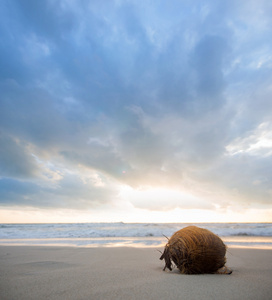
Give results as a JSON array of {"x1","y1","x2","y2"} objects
[{"x1": 1, "y1": 0, "x2": 272, "y2": 223}]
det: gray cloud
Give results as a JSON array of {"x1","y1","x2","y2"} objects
[
  {"x1": 0, "y1": 133, "x2": 38, "y2": 178},
  {"x1": 192, "y1": 35, "x2": 228, "y2": 100},
  {"x1": 0, "y1": 172, "x2": 119, "y2": 209}
]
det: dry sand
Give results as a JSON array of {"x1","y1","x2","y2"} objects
[{"x1": 1, "y1": 246, "x2": 272, "y2": 300}]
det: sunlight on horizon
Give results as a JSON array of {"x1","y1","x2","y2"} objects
[
  {"x1": 1, "y1": 204, "x2": 272, "y2": 224},
  {"x1": 1, "y1": 186, "x2": 272, "y2": 224}
]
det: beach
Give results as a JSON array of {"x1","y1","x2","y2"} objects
[{"x1": 1, "y1": 246, "x2": 272, "y2": 300}]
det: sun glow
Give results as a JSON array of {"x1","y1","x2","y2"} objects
[
  {"x1": 118, "y1": 186, "x2": 212, "y2": 211},
  {"x1": 1, "y1": 187, "x2": 272, "y2": 224},
  {"x1": 1, "y1": 205, "x2": 272, "y2": 224}
]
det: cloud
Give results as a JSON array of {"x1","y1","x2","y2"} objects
[
  {"x1": 226, "y1": 122, "x2": 272, "y2": 157},
  {"x1": 0, "y1": 170, "x2": 119, "y2": 209},
  {"x1": 192, "y1": 35, "x2": 229, "y2": 100},
  {"x1": 0, "y1": 133, "x2": 39, "y2": 178},
  {"x1": 0, "y1": 0, "x2": 272, "y2": 214}
]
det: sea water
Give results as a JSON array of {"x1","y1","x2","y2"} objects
[{"x1": 0, "y1": 223, "x2": 272, "y2": 248}]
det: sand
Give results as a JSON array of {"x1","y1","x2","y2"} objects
[{"x1": 1, "y1": 246, "x2": 272, "y2": 300}]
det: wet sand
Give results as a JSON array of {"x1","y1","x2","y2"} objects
[{"x1": 1, "y1": 246, "x2": 272, "y2": 300}]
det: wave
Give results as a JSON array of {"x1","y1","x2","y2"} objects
[{"x1": 0, "y1": 223, "x2": 272, "y2": 240}]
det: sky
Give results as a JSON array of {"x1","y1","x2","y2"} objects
[{"x1": 0, "y1": 0, "x2": 272, "y2": 223}]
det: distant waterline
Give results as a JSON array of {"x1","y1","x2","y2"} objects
[{"x1": 1, "y1": 223, "x2": 272, "y2": 248}]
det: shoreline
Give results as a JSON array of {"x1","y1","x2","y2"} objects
[
  {"x1": 1, "y1": 246, "x2": 272, "y2": 300},
  {"x1": 0, "y1": 235, "x2": 272, "y2": 249}
]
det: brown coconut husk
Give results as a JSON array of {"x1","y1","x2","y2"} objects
[{"x1": 160, "y1": 226, "x2": 232, "y2": 274}]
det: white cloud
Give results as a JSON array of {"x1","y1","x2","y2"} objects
[{"x1": 226, "y1": 122, "x2": 272, "y2": 157}]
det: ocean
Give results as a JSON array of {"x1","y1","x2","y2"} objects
[{"x1": 1, "y1": 222, "x2": 272, "y2": 248}]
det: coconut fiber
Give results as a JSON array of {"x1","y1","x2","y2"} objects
[{"x1": 160, "y1": 226, "x2": 232, "y2": 274}]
